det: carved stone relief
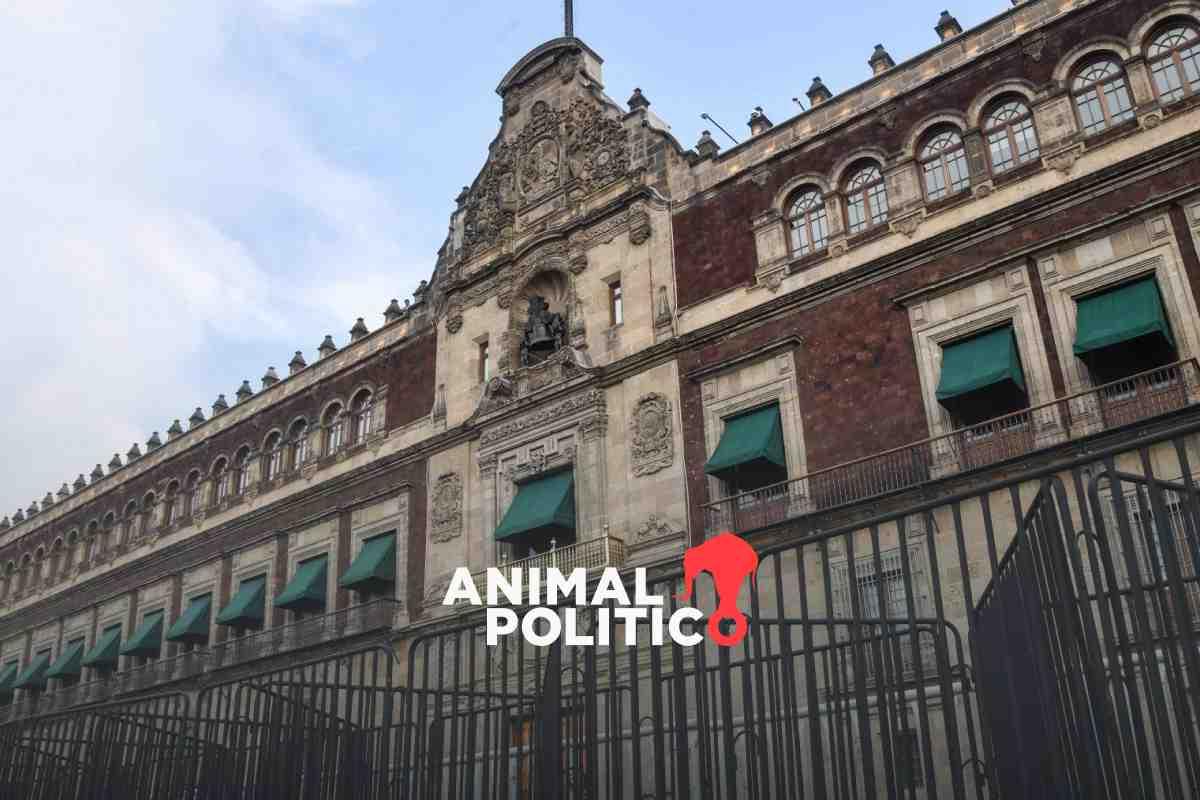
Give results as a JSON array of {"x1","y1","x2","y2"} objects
[
  {"x1": 460, "y1": 97, "x2": 631, "y2": 256},
  {"x1": 630, "y1": 394, "x2": 674, "y2": 476},
  {"x1": 431, "y1": 473, "x2": 463, "y2": 543},
  {"x1": 634, "y1": 514, "x2": 679, "y2": 542}
]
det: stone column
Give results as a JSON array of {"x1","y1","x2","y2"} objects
[
  {"x1": 214, "y1": 553, "x2": 233, "y2": 645},
  {"x1": 121, "y1": 589, "x2": 138, "y2": 673},
  {"x1": 477, "y1": 454, "x2": 499, "y2": 572},
  {"x1": 576, "y1": 413, "x2": 610, "y2": 540},
  {"x1": 336, "y1": 511, "x2": 351, "y2": 612},
  {"x1": 963, "y1": 129, "x2": 994, "y2": 197},
  {"x1": 271, "y1": 533, "x2": 289, "y2": 628}
]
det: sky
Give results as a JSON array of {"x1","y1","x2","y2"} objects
[{"x1": 0, "y1": 0, "x2": 1006, "y2": 516}]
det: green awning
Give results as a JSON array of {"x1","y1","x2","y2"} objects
[
  {"x1": 704, "y1": 404, "x2": 787, "y2": 481},
  {"x1": 46, "y1": 639, "x2": 86, "y2": 679},
  {"x1": 339, "y1": 533, "x2": 396, "y2": 592},
  {"x1": 0, "y1": 662, "x2": 18, "y2": 694},
  {"x1": 120, "y1": 610, "x2": 164, "y2": 658},
  {"x1": 1074, "y1": 277, "x2": 1174, "y2": 356},
  {"x1": 216, "y1": 575, "x2": 266, "y2": 628},
  {"x1": 495, "y1": 471, "x2": 576, "y2": 543},
  {"x1": 936, "y1": 326, "x2": 1026, "y2": 402},
  {"x1": 81, "y1": 625, "x2": 122, "y2": 668},
  {"x1": 166, "y1": 594, "x2": 212, "y2": 644},
  {"x1": 13, "y1": 651, "x2": 52, "y2": 690},
  {"x1": 275, "y1": 555, "x2": 328, "y2": 612}
]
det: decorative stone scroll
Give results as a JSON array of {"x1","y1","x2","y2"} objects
[{"x1": 630, "y1": 393, "x2": 674, "y2": 476}]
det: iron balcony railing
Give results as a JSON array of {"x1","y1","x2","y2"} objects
[
  {"x1": 703, "y1": 359, "x2": 1200, "y2": 536},
  {"x1": 475, "y1": 535, "x2": 626, "y2": 592},
  {"x1": 115, "y1": 649, "x2": 209, "y2": 694},
  {"x1": 210, "y1": 598, "x2": 399, "y2": 669}
]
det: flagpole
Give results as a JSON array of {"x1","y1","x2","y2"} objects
[{"x1": 564, "y1": 0, "x2": 574, "y2": 37}]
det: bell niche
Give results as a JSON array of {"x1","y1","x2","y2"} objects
[{"x1": 521, "y1": 296, "x2": 567, "y2": 366}]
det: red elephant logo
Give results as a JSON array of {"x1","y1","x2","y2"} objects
[{"x1": 677, "y1": 532, "x2": 759, "y2": 647}]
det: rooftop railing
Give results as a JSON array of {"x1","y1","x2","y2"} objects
[{"x1": 703, "y1": 359, "x2": 1200, "y2": 537}]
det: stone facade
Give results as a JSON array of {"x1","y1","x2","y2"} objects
[{"x1": 2, "y1": 0, "x2": 1200, "y2": 726}]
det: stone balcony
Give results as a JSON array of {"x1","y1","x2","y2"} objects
[{"x1": 703, "y1": 359, "x2": 1200, "y2": 537}]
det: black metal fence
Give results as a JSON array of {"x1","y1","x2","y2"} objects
[{"x1": 2, "y1": 428, "x2": 1199, "y2": 799}]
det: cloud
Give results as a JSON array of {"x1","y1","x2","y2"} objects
[{"x1": 0, "y1": 0, "x2": 426, "y2": 515}]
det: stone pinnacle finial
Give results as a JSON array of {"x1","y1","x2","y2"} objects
[
  {"x1": 236, "y1": 381, "x2": 254, "y2": 403},
  {"x1": 58, "y1": 483, "x2": 70, "y2": 500},
  {"x1": 127, "y1": 443, "x2": 141, "y2": 461},
  {"x1": 43, "y1": 492, "x2": 55, "y2": 508},
  {"x1": 167, "y1": 420, "x2": 184, "y2": 440},
  {"x1": 748, "y1": 106, "x2": 773, "y2": 136},
  {"x1": 13, "y1": 509, "x2": 24, "y2": 524},
  {"x1": 190, "y1": 407, "x2": 206, "y2": 429},
  {"x1": 318, "y1": 335, "x2": 337, "y2": 359},
  {"x1": 289, "y1": 350, "x2": 307, "y2": 375},
  {"x1": 212, "y1": 394, "x2": 229, "y2": 415},
  {"x1": 74, "y1": 474, "x2": 87, "y2": 491},
  {"x1": 109, "y1": 453, "x2": 123, "y2": 473},
  {"x1": 350, "y1": 317, "x2": 369, "y2": 342},
  {"x1": 147, "y1": 431, "x2": 163, "y2": 450},
  {"x1": 91, "y1": 464, "x2": 104, "y2": 482},
  {"x1": 383, "y1": 299, "x2": 403, "y2": 323},
  {"x1": 628, "y1": 88, "x2": 650, "y2": 111},
  {"x1": 869, "y1": 44, "x2": 896, "y2": 75},
  {"x1": 261, "y1": 367, "x2": 280, "y2": 389},
  {"x1": 936, "y1": 10, "x2": 962, "y2": 40},
  {"x1": 696, "y1": 130, "x2": 720, "y2": 159},
  {"x1": 807, "y1": 76, "x2": 832, "y2": 106},
  {"x1": 0, "y1": 517, "x2": 8, "y2": 530}
]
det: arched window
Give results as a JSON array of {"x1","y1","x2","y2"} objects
[
  {"x1": 289, "y1": 419, "x2": 310, "y2": 470},
  {"x1": 85, "y1": 521, "x2": 99, "y2": 562},
  {"x1": 263, "y1": 432, "x2": 283, "y2": 481},
  {"x1": 919, "y1": 128, "x2": 970, "y2": 201},
  {"x1": 164, "y1": 481, "x2": 180, "y2": 526},
  {"x1": 844, "y1": 164, "x2": 889, "y2": 235},
  {"x1": 184, "y1": 471, "x2": 201, "y2": 517},
  {"x1": 786, "y1": 189, "x2": 829, "y2": 257},
  {"x1": 212, "y1": 457, "x2": 230, "y2": 504},
  {"x1": 1072, "y1": 58, "x2": 1135, "y2": 136},
  {"x1": 101, "y1": 512, "x2": 116, "y2": 552},
  {"x1": 19, "y1": 554, "x2": 32, "y2": 593},
  {"x1": 142, "y1": 492, "x2": 156, "y2": 533},
  {"x1": 984, "y1": 97, "x2": 1040, "y2": 173},
  {"x1": 350, "y1": 389, "x2": 375, "y2": 445},
  {"x1": 1148, "y1": 23, "x2": 1200, "y2": 103},
  {"x1": 122, "y1": 500, "x2": 140, "y2": 543},
  {"x1": 65, "y1": 531, "x2": 78, "y2": 572},
  {"x1": 323, "y1": 403, "x2": 345, "y2": 456},
  {"x1": 50, "y1": 539, "x2": 64, "y2": 582},
  {"x1": 234, "y1": 446, "x2": 252, "y2": 495}
]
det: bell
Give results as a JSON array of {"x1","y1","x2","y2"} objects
[{"x1": 525, "y1": 323, "x2": 558, "y2": 356}]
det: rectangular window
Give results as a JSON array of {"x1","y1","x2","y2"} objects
[
  {"x1": 610, "y1": 281, "x2": 623, "y2": 326},
  {"x1": 479, "y1": 340, "x2": 490, "y2": 383}
]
